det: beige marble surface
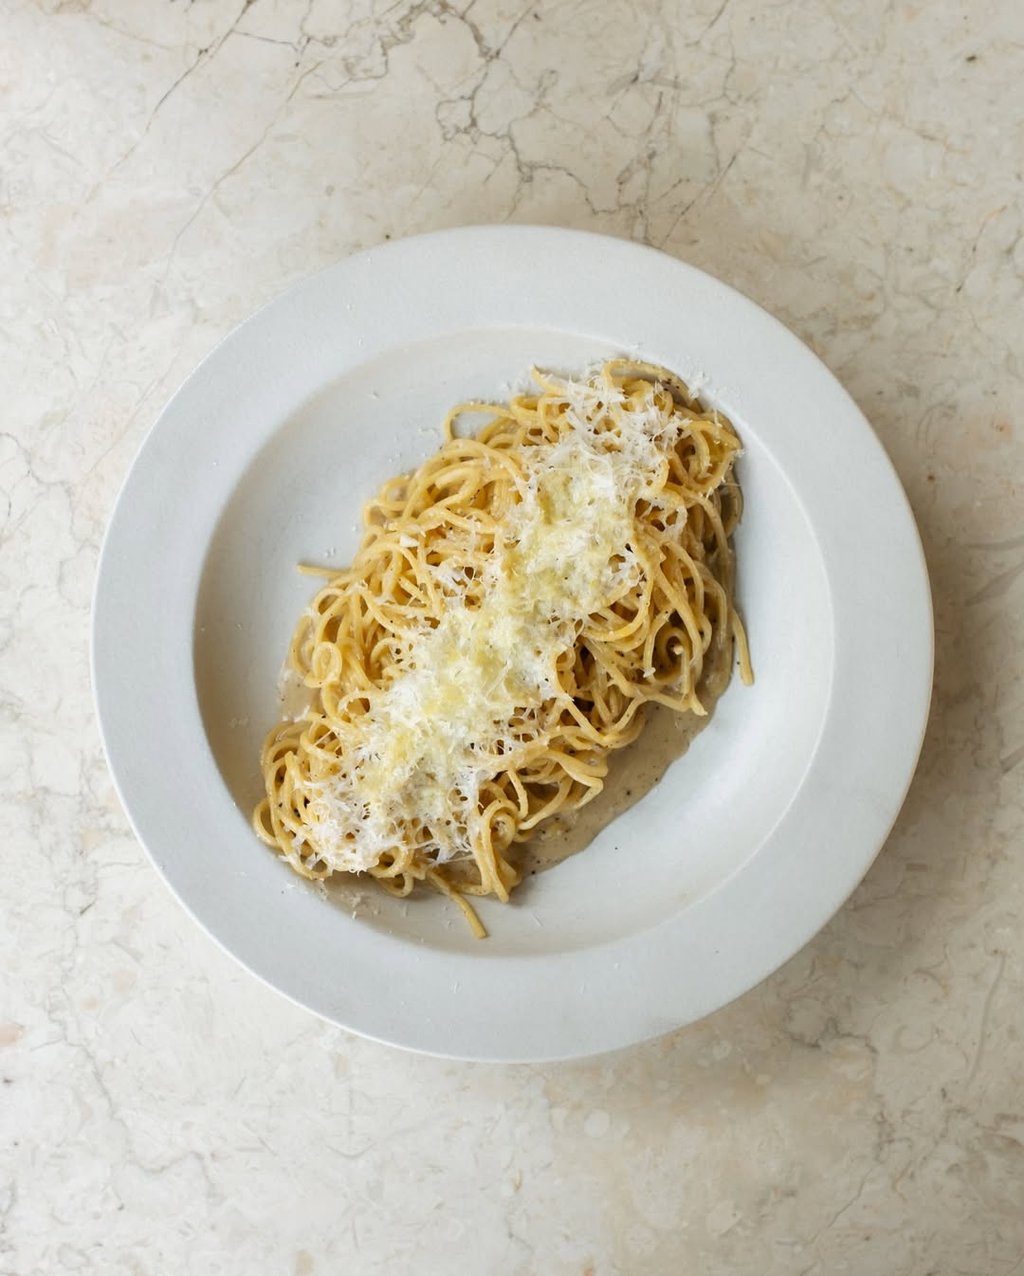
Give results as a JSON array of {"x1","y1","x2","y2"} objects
[{"x1": 3, "y1": 0, "x2": 1023, "y2": 1271}]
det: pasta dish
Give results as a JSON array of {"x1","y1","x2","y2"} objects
[{"x1": 254, "y1": 360, "x2": 750, "y2": 935}]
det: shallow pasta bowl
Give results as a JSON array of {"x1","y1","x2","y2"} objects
[{"x1": 92, "y1": 226, "x2": 932, "y2": 1061}]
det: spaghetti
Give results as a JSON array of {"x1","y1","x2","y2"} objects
[{"x1": 254, "y1": 361, "x2": 749, "y2": 935}]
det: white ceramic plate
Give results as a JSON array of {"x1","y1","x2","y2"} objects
[{"x1": 93, "y1": 226, "x2": 932, "y2": 1062}]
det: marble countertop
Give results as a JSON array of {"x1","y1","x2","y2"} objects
[{"x1": 4, "y1": 1, "x2": 1023, "y2": 1272}]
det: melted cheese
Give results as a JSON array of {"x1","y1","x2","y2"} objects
[{"x1": 303, "y1": 374, "x2": 685, "y2": 872}]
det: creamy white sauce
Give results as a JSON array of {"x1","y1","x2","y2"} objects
[{"x1": 512, "y1": 631, "x2": 734, "y2": 875}]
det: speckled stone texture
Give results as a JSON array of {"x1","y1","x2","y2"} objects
[{"x1": 2, "y1": 1, "x2": 1023, "y2": 1272}]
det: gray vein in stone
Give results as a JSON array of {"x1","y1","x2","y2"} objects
[
  {"x1": 967, "y1": 558, "x2": 1024, "y2": 606},
  {"x1": 156, "y1": 55, "x2": 327, "y2": 285},
  {"x1": 99, "y1": 0, "x2": 259, "y2": 183},
  {"x1": 964, "y1": 951, "x2": 1007, "y2": 1090}
]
